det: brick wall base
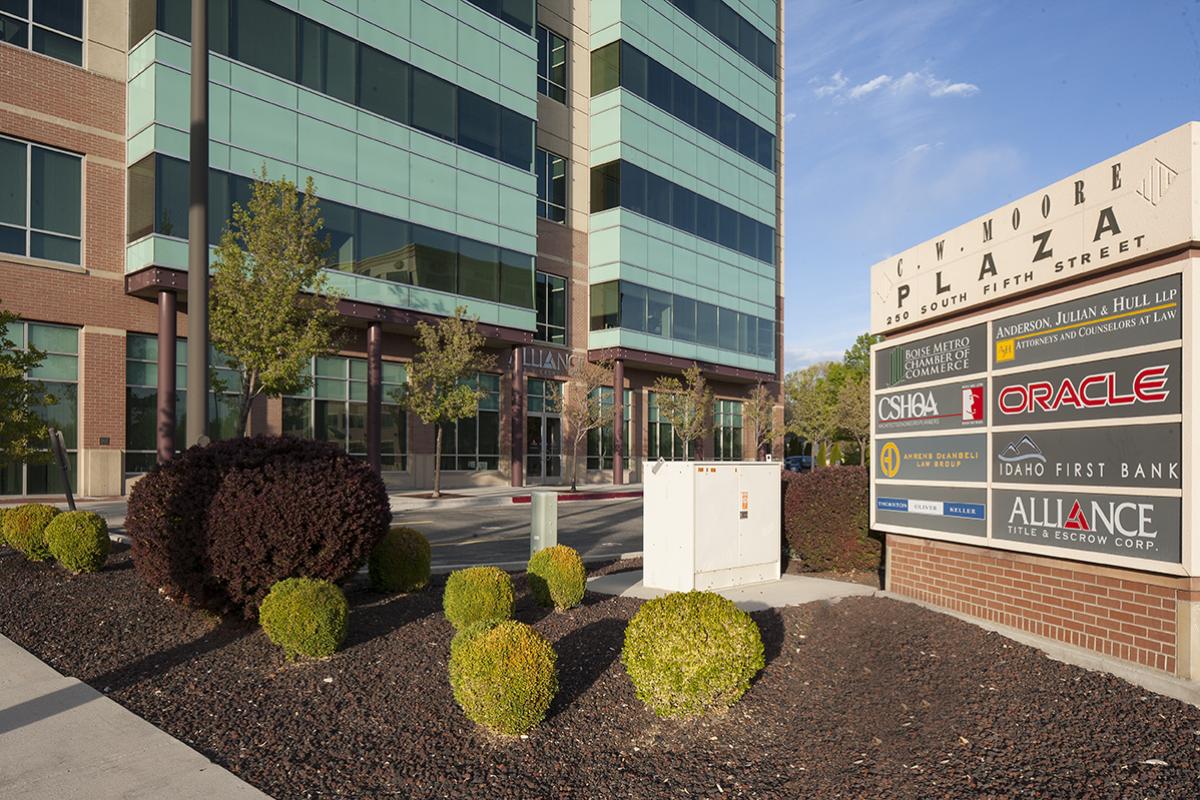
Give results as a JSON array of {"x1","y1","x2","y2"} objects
[{"x1": 886, "y1": 534, "x2": 1200, "y2": 678}]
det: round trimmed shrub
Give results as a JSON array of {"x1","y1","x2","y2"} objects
[
  {"x1": 621, "y1": 591, "x2": 765, "y2": 719},
  {"x1": 443, "y1": 566, "x2": 514, "y2": 630},
  {"x1": 2, "y1": 503, "x2": 60, "y2": 561},
  {"x1": 0, "y1": 507, "x2": 9, "y2": 548},
  {"x1": 448, "y1": 619, "x2": 558, "y2": 735},
  {"x1": 527, "y1": 545, "x2": 586, "y2": 610},
  {"x1": 44, "y1": 511, "x2": 110, "y2": 573},
  {"x1": 126, "y1": 436, "x2": 390, "y2": 617},
  {"x1": 258, "y1": 577, "x2": 349, "y2": 660},
  {"x1": 369, "y1": 526, "x2": 431, "y2": 593}
]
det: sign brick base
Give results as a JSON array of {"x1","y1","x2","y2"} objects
[{"x1": 886, "y1": 534, "x2": 1200, "y2": 677}]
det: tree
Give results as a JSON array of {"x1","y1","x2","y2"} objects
[
  {"x1": 0, "y1": 307, "x2": 56, "y2": 463},
  {"x1": 405, "y1": 307, "x2": 495, "y2": 498},
  {"x1": 652, "y1": 364, "x2": 713, "y2": 459},
  {"x1": 743, "y1": 382, "x2": 777, "y2": 460},
  {"x1": 561, "y1": 359, "x2": 613, "y2": 490},
  {"x1": 843, "y1": 332, "x2": 881, "y2": 381},
  {"x1": 784, "y1": 362, "x2": 836, "y2": 467},
  {"x1": 836, "y1": 372, "x2": 871, "y2": 465},
  {"x1": 210, "y1": 168, "x2": 343, "y2": 436}
]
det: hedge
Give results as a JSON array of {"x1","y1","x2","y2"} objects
[{"x1": 781, "y1": 466, "x2": 878, "y2": 572}]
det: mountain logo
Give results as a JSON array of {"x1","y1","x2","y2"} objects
[{"x1": 998, "y1": 435, "x2": 1046, "y2": 464}]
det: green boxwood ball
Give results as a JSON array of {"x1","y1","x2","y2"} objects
[
  {"x1": 369, "y1": 526, "x2": 431, "y2": 593},
  {"x1": 449, "y1": 620, "x2": 558, "y2": 735},
  {"x1": 527, "y1": 545, "x2": 586, "y2": 610},
  {"x1": 442, "y1": 566, "x2": 514, "y2": 631},
  {"x1": 3, "y1": 503, "x2": 61, "y2": 562},
  {"x1": 258, "y1": 577, "x2": 349, "y2": 660},
  {"x1": 44, "y1": 511, "x2": 111, "y2": 573},
  {"x1": 621, "y1": 591, "x2": 765, "y2": 719}
]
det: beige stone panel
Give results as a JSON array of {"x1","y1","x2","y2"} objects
[
  {"x1": 1176, "y1": 600, "x2": 1200, "y2": 679},
  {"x1": 79, "y1": 448, "x2": 122, "y2": 497},
  {"x1": 87, "y1": 0, "x2": 127, "y2": 81}
]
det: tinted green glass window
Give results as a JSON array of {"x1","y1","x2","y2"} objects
[
  {"x1": 499, "y1": 108, "x2": 533, "y2": 171},
  {"x1": 411, "y1": 70, "x2": 456, "y2": 142},
  {"x1": 458, "y1": 91, "x2": 498, "y2": 159},
  {"x1": 718, "y1": 307, "x2": 738, "y2": 351},
  {"x1": 358, "y1": 45, "x2": 409, "y2": 123},
  {"x1": 647, "y1": 289, "x2": 671, "y2": 337},
  {"x1": 499, "y1": 249, "x2": 534, "y2": 308},
  {"x1": 590, "y1": 161, "x2": 621, "y2": 213},
  {"x1": 321, "y1": 200, "x2": 356, "y2": 270},
  {"x1": 458, "y1": 239, "x2": 499, "y2": 302},
  {"x1": 234, "y1": 0, "x2": 295, "y2": 80},
  {"x1": 674, "y1": 296, "x2": 696, "y2": 342},
  {"x1": 0, "y1": 137, "x2": 25, "y2": 227},
  {"x1": 591, "y1": 41, "x2": 620, "y2": 95},
  {"x1": 589, "y1": 282, "x2": 619, "y2": 331},
  {"x1": 30, "y1": 147, "x2": 79, "y2": 236},
  {"x1": 620, "y1": 282, "x2": 646, "y2": 332},
  {"x1": 696, "y1": 302, "x2": 718, "y2": 347},
  {"x1": 534, "y1": 271, "x2": 566, "y2": 344},
  {"x1": 412, "y1": 227, "x2": 457, "y2": 293}
]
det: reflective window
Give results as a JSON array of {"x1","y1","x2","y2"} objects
[
  {"x1": 124, "y1": 334, "x2": 242, "y2": 473},
  {"x1": 0, "y1": 321, "x2": 78, "y2": 495},
  {"x1": 358, "y1": 44, "x2": 409, "y2": 124},
  {"x1": 537, "y1": 24, "x2": 567, "y2": 103},
  {"x1": 1, "y1": 0, "x2": 82, "y2": 65},
  {"x1": 128, "y1": 155, "x2": 535, "y2": 309},
  {"x1": 586, "y1": 280, "x2": 775, "y2": 360},
  {"x1": 535, "y1": 271, "x2": 566, "y2": 344},
  {"x1": 589, "y1": 159, "x2": 775, "y2": 264},
  {"x1": 589, "y1": 282, "x2": 619, "y2": 331},
  {"x1": 458, "y1": 91, "x2": 499, "y2": 159},
  {"x1": 0, "y1": 134, "x2": 81, "y2": 265},
  {"x1": 664, "y1": 0, "x2": 775, "y2": 78},
  {"x1": 441, "y1": 373, "x2": 501, "y2": 471},
  {"x1": 411, "y1": 70, "x2": 456, "y2": 142},
  {"x1": 536, "y1": 148, "x2": 567, "y2": 223},
  {"x1": 233, "y1": 0, "x2": 295, "y2": 80},
  {"x1": 458, "y1": 239, "x2": 499, "y2": 302},
  {"x1": 283, "y1": 355, "x2": 407, "y2": 470},
  {"x1": 590, "y1": 40, "x2": 619, "y2": 95},
  {"x1": 590, "y1": 39, "x2": 776, "y2": 170},
  {"x1": 713, "y1": 399, "x2": 743, "y2": 461},
  {"x1": 149, "y1": 0, "x2": 534, "y2": 171}
]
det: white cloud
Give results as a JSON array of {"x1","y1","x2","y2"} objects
[
  {"x1": 812, "y1": 69, "x2": 979, "y2": 102},
  {"x1": 783, "y1": 112, "x2": 797, "y2": 124},
  {"x1": 812, "y1": 70, "x2": 848, "y2": 97},
  {"x1": 848, "y1": 74, "x2": 892, "y2": 98}
]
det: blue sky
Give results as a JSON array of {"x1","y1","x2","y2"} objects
[{"x1": 781, "y1": 0, "x2": 1200, "y2": 370}]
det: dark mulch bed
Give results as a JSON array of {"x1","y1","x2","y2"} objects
[{"x1": 3, "y1": 547, "x2": 1200, "y2": 799}]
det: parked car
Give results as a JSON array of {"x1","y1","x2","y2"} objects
[{"x1": 783, "y1": 455, "x2": 812, "y2": 472}]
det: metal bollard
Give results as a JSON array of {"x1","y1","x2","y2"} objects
[{"x1": 530, "y1": 491, "x2": 558, "y2": 555}]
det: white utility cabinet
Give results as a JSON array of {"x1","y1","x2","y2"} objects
[{"x1": 642, "y1": 460, "x2": 782, "y2": 591}]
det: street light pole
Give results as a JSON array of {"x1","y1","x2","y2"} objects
[{"x1": 186, "y1": 0, "x2": 210, "y2": 446}]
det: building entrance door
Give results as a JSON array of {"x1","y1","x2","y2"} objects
[{"x1": 525, "y1": 378, "x2": 563, "y2": 484}]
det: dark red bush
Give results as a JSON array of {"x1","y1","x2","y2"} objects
[
  {"x1": 781, "y1": 466, "x2": 879, "y2": 572},
  {"x1": 127, "y1": 436, "x2": 390, "y2": 617}
]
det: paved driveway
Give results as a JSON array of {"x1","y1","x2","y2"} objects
[{"x1": 394, "y1": 498, "x2": 643, "y2": 570}]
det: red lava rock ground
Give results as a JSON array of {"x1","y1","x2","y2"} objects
[{"x1": 2, "y1": 546, "x2": 1199, "y2": 798}]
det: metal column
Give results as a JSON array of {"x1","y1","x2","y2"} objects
[
  {"x1": 156, "y1": 290, "x2": 177, "y2": 462},
  {"x1": 366, "y1": 321, "x2": 382, "y2": 475},
  {"x1": 612, "y1": 358, "x2": 624, "y2": 485},
  {"x1": 186, "y1": 0, "x2": 210, "y2": 445}
]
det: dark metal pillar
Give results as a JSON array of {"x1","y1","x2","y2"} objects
[
  {"x1": 366, "y1": 322, "x2": 382, "y2": 475},
  {"x1": 186, "y1": 0, "x2": 210, "y2": 446},
  {"x1": 612, "y1": 358, "x2": 624, "y2": 485},
  {"x1": 510, "y1": 345, "x2": 524, "y2": 487},
  {"x1": 156, "y1": 290, "x2": 177, "y2": 462}
]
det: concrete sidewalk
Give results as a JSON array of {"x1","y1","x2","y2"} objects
[
  {"x1": 587, "y1": 569, "x2": 878, "y2": 611},
  {"x1": 0, "y1": 635, "x2": 270, "y2": 799}
]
